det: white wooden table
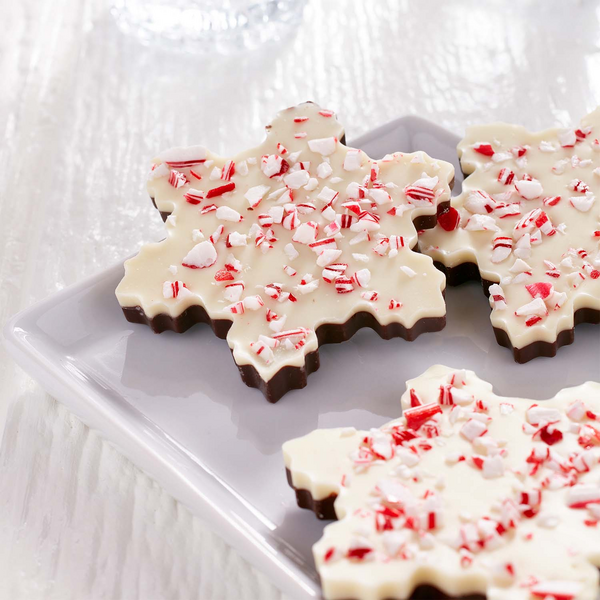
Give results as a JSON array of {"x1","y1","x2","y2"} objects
[{"x1": 1, "y1": 1, "x2": 598, "y2": 598}]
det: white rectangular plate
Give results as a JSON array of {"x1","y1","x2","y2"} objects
[{"x1": 4, "y1": 117, "x2": 599, "y2": 600}]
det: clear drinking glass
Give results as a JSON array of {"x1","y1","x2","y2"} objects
[{"x1": 111, "y1": 0, "x2": 307, "y2": 54}]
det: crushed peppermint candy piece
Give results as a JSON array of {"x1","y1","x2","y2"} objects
[
  {"x1": 244, "y1": 184, "x2": 271, "y2": 208},
  {"x1": 515, "y1": 179, "x2": 543, "y2": 200},
  {"x1": 343, "y1": 149, "x2": 363, "y2": 172},
  {"x1": 162, "y1": 280, "x2": 192, "y2": 299},
  {"x1": 181, "y1": 241, "x2": 217, "y2": 269},
  {"x1": 488, "y1": 283, "x2": 507, "y2": 310},
  {"x1": 460, "y1": 418, "x2": 488, "y2": 442},
  {"x1": 308, "y1": 137, "x2": 337, "y2": 156},
  {"x1": 530, "y1": 581, "x2": 582, "y2": 600},
  {"x1": 158, "y1": 145, "x2": 207, "y2": 168},
  {"x1": 216, "y1": 206, "x2": 243, "y2": 222},
  {"x1": 437, "y1": 207, "x2": 460, "y2": 231},
  {"x1": 317, "y1": 161, "x2": 333, "y2": 179},
  {"x1": 284, "y1": 169, "x2": 311, "y2": 189},
  {"x1": 473, "y1": 142, "x2": 494, "y2": 156}
]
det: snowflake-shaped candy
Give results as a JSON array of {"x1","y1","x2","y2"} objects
[
  {"x1": 116, "y1": 103, "x2": 454, "y2": 401},
  {"x1": 284, "y1": 365, "x2": 600, "y2": 600},
  {"x1": 420, "y1": 108, "x2": 600, "y2": 362}
]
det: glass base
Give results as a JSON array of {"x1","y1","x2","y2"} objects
[{"x1": 111, "y1": 0, "x2": 307, "y2": 54}]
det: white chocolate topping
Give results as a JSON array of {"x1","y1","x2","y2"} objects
[
  {"x1": 116, "y1": 104, "x2": 454, "y2": 382},
  {"x1": 283, "y1": 365, "x2": 600, "y2": 600},
  {"x1": 420, "y1": 108, "x2": 600, "y2": 350}
]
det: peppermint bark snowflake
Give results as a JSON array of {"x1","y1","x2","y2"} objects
[
  {"x1": 420, "y1": 108, "x2": 600, "y2": 362},
  {"x1": 283, "y1": 365, "x2": 600, "y2": 600},
  {"x1": 116, "y1": 103, "x2": 454, "y2": 401}
]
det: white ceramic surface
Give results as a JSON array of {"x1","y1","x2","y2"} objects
[{"x1": 4, "y1": 117, "x2": 599, "y2": 600}]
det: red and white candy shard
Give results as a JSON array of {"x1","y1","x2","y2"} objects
[
  {"x1": 420, "y1": 108, "x2": 600, "y2": 355},
  {"x1": 283, "y1": 365, "x2": 600, "y2": 600},
  {"x1": 116, "y1": 103, "x2": 453, "y2": 386}
]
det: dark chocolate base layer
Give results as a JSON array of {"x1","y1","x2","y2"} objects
[
  {"x1": 285, "y1": 468, "x2": 337, "y2": 520},
  {"x1": 151, "y1": 196, "x2": 172, "y2": 223},
  {"x1": 339, "y1": 586, "x2": 484, "y2": 600},
  {"x1": 123, "y1": 198, "x2": 451, "y2": 402},
  {"x1": 431, "y1": 260, "x2": 600, "y2": 363},
  {"x1": 123, "y1": 305, "x2": 445, "y2": 403},
  {"x1": 369, "y1": 587, "x2": 485, "y2": 600}
]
